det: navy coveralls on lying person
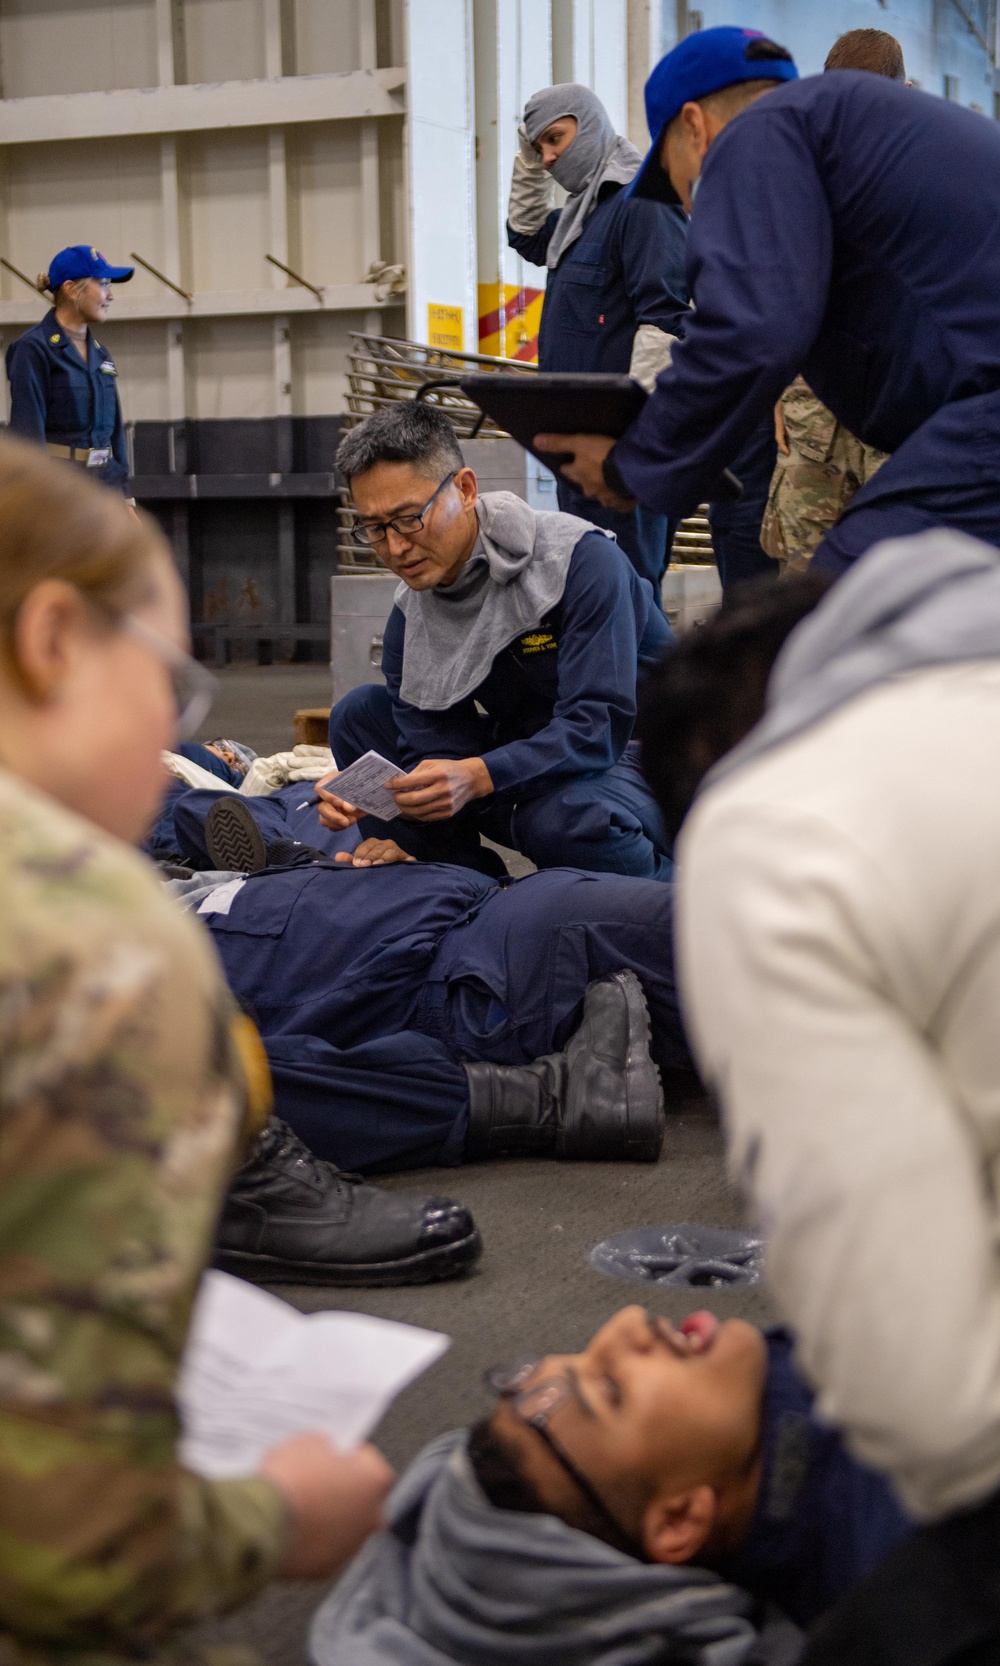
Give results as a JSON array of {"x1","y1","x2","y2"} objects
[
  {"x1": 147, "y1": 778, "x2": 361, "y2": 867},
  {"x1": 329, "y1": 500, "x2": 674, "y2": 881},
  {"x1": 721, "y1": 1329, "x2": 911, "y2": 1630},
  {"x1": 610, "y1": 73, "x2": 1000, "y2": 575},
  {"x1": 6, "y1": 308, "x2": 128, "y2": 490},
  {"x1": 509, "y1": 187, "x2": 687, "y2": 592},
  {"x1": 171, "y1": 851, "x2": 688, "y2": 1173}
]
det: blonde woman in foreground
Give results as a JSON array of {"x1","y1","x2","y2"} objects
[{"x1": 0, "y1": 437, "x2": 392, "y2": 1666}]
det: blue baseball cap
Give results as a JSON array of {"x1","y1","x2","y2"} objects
[
  {"x1": 47, "y1": 245, "x2": 134, "y2": 288},
  {"x1": 630, "y1": 26, "x2": 798, "y2": 203}
]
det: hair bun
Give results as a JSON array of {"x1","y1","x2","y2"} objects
[{"x1": 35, "y1": 271, "x2": 51, "y2": 293}]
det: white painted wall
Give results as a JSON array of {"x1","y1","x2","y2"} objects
[
  {"x1": 404, "y1": 0, "x2": 477, "y2": 352},
  {"x1": 552, "y1": 0, "x2": 628, "y2": 132},
  {"x1": 474, "y1": 0, "x2": 552, "y2": 316}
]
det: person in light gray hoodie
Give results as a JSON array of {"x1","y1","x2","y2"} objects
[{"x1": 638, "y1": 530, "x2": 1000, "y2": 1666}]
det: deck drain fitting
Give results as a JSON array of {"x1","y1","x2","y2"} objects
[{"x1": 589, "y1": 1223, "x2": 763, "y2": 1288}]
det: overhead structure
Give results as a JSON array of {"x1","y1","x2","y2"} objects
[{"x1": 0, "y1": 0, "x2": 659, "y2": 660}]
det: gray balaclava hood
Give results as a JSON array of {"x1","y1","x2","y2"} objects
[
  {"x1": 523, "y1": 83, "x2": 642, "y2": 268},
  {"x1": 394, "y1": 491, "x2": 607, "y2": 711},
  {"x1": 310, "y1": 1430, "x2": 767, "y2": 1666},
  {"x1": 706, "y1": 529, "x2": 1000, "y2": 792}
]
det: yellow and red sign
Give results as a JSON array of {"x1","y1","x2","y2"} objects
[{"x1": 478, "y1": 283, "x2": 544, "y2": 362}]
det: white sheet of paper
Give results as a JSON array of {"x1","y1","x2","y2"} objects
[
  {"x1": 325, "y1": 750, "x2": 402, "y2": 821},
  {"x1": 177, "y1": 1270, "x2": 449, "y2": 1478}
]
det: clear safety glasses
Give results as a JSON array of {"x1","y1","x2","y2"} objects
[
  {"x1": 122, "y1": 613, "x2": 217, "y2": 739},
  {"x1": 483, "y1": 1357, "x2": 641, "y2": 1555}
]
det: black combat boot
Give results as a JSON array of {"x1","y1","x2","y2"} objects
[
  {"x1": 215, "y1": 1117, "x2": 482, "y2": 1287},
  {"x1": 204, "y1": 796, "x2": 328, "y2": 873},
  {"x1": 463, "y1": 970, "x2": 664, "y2": 1163}
]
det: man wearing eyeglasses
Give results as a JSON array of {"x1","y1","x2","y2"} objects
[
  {"x1": 324, "y1": 401, "x2": 674, "y2": 881},
  {"x1": 311, "y1": 1304, "x2": 913, "y2": 1665}
]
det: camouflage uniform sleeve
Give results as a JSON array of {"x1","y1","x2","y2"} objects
[
  {"x1": 761, "y1": 378, "x2": 893, "y2": 572},
  {"x1": 0, "y1": 776, "x2": 287, "y2": 1661}
]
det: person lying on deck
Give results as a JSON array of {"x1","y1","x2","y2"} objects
[
  {"x1": 309, "y1": 1305, "x2": 912, "y2": 1666},
  {"x1": 162, "y1": 787, "x2": 690, "y2": 1186}
]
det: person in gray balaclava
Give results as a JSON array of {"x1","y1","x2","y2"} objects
[{"x1": 507, "y1": 84, "x2": 688, "y2": 596}]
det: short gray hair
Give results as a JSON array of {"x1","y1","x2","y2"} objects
[{"x1": 336, "y1": 402, "x2": 464, "y2": 486}]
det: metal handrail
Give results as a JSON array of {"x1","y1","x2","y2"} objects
[{"x1": 344, "y1": 330, "x2": 536, "y2": 439}]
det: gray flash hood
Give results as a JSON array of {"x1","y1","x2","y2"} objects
[{"x1": 310, "y1": 1430, "x2": 769, "y2": 1666}]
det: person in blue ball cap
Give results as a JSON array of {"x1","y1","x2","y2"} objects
[
  {"x1": 6, "y1": 244, "x2": 134, "y2": 491},
  {"x1": 535, "y1": 23, "x2": 1000, "y2": 577}
]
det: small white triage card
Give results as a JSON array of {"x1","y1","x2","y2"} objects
[{"x1": 325, "y1": 750, "x2": 402, "y2": 821}]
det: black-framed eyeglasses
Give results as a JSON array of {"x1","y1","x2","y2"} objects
[
  {"x1": 484, "y1": 1358, "x2": 641, "y2": 1556},
  {"x1": 350, "y1": 471, "x2": 457, "y2": 548}
]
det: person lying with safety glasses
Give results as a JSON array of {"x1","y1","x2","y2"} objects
[{"x1": 310, "y1": 1305, "x2": 913, "y2": 1666}]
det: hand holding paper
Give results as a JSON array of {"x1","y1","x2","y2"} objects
[
  {"x1": 177, "y1": 1273, "x2": 448, "y2": 1580},
  {"x1": 317, "y1": 751, "x2": 494, "y2": 827},
  {"x1": 386, "y1": 756, "x2": 495, "y2": 822},
  {"x1": 317, "y1": 751, "x2": 404, "y2": 825}
]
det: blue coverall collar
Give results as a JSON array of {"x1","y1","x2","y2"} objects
[{"x1": 45, "y1": 305, "x2": 100, "y2": 367}]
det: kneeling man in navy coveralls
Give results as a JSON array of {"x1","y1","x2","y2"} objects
[{"x1": 326, "y1": 402, "x2": 673, "y2": 881}]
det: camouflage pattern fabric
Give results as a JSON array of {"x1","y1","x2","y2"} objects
[
  {"x1": 761, "y1": 377, "x2": 889, "y2": 572},
  {"x1": 0, "y1": 769, "x2": 286, "y2": 1665}
]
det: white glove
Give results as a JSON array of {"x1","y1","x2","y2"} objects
[
  {"x1": 508, "y1": 123, "x2": 554, "y2": 234},
  {"x1": 240, "y1": 745, "x2": 336, "y2": 797},
  {"x1": 629, "y1": 325, "x2": 680, "y2": 393}
]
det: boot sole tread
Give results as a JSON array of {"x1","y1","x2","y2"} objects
[{"x1": 205, "y1": 798, "x2": 268, "y2": 874}]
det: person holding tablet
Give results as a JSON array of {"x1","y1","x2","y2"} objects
[
  {"x1": 323, "y1": 401, "x2": 674, "y2": 882},
  {"x1": 537, "y1": 27, "x2": 1000, "y2": 578},
  {"x1": 507, "y1": 84, "x2": 687, "y2": 595}
]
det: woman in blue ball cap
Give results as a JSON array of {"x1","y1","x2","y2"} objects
[{"x1": 6, "y1": 244, "x2": 134, "y2": 491}]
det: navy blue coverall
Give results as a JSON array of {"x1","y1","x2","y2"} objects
[
  {"x1": 188, "y1": 860, "x2": 687, "y2": 1172},
  {"x1": 147, "y1": 778, "x2": 362, "y2": 866},
  {"x1": 723, "y1": 1330, "x2": 911, "y2": 1629},
  {"x1": 6, "y1": 307, "x2": 128, "y2": 489},
  {"x1": 328, "y1": 531, "x2": 675, "y2": 881},
  {"x1": 612, "y1": 73, "x2": 1000, "y2": 575},
  {"x1": 508, "y1": 188, "x2": 688, "y2": 591}
]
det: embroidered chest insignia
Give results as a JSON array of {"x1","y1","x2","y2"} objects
[{"x1": 519, "y1": 632, "x2": 557, "y2": 654}]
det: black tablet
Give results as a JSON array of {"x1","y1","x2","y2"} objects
[
  {"x1": 458, "y1": 372, "x2": 646, "y2": 476},
  {"x1": 457, "y1": 370, "x2": 744, "y2": 503}
]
